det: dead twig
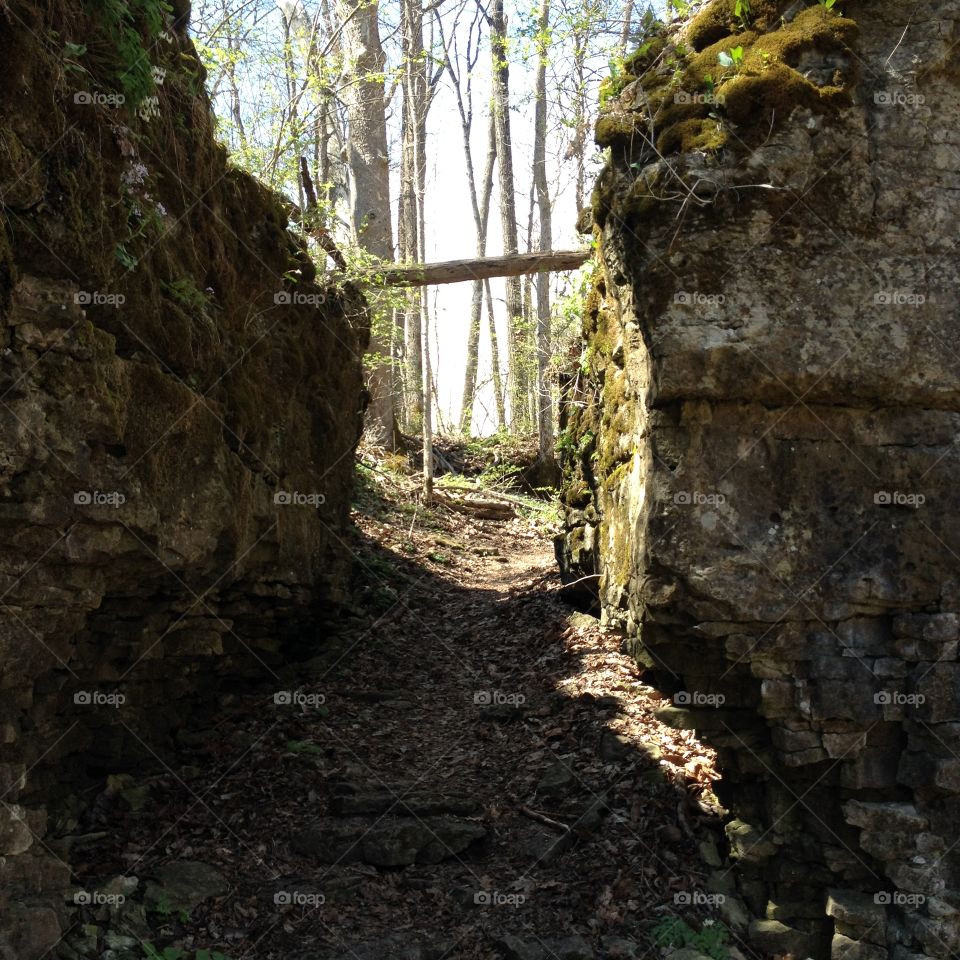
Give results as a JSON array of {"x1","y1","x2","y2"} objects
[{"x1": 519, "y1": 804, "x2": 570, "y2": 834}]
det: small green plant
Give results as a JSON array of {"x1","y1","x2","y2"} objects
[
  {"x1": 148, "y1": 894, "x2": 189, "y2": 923},
  {"x1": 599, "y1": 57, "x2": 629, "y2": 107},
  {"x1": 63, "y1": 41, "x2": 89, "y2": 74},
  {"x1": 652, "y1": 917, "x2": 731, "y2": 960},
  {"x1": 733, "y1": 0, "x2": 752, "y2": 27},
  {"x1": 162, "y1": 277, "x2": 211, "y2": 315},
  {"x1": 556, "y1": 429, "x2": 577, "y2": 457},
  {"x1": 115, "y1": 242, "x2": 138, "y2": 271},
  {"x1": 817, "y1": 0, "x2": 838, "y2": 10},
  {"x1": 87, "y1": 0, "x2": 172, "y2": 110},
  {"x1": 718, "y1": 45, "x2": 745, "y2": 72}
]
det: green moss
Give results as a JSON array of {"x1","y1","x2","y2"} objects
[
  {"x1": 687, "y1": 1, "x2": 736, "y2": 50},
  {"x1": 595, "y1": 0, "x2": 859, "y2": 157}
]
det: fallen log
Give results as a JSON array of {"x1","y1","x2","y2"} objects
[
  {"x1": 432, "y1": 489, "x2": 516, "y2": 520},
  {"x1": 362, "y1": 249, "x2": 592, "y2": 287}
]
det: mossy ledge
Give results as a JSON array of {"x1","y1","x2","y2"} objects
[{"x1": 596, "y1": 0, "x2": 859, "y2": 158}]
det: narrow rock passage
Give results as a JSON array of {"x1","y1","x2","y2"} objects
[{"x1": 67, "y1": 480, "x2": 728, "y2": 960}]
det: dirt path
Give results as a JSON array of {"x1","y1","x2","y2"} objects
[{"x1": 65, "y1": 481, "x2": 729, "y2": 960}]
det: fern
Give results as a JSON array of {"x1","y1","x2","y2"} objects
[{"x1": 85, "y1": 0, "x2": 171, "y2": 109}]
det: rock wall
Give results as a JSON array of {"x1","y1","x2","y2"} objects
[
  {"x1": 0, "y1": 2, "x2": 367, "y2": 955},
  {"x1": 560, "y1": 0, "x2": 960, "y2": 957}
]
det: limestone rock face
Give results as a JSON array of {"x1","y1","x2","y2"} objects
[
  {"x1": 0, "y1": 0, "x2": 366, "y2": 953},
  {"x1": 560, "y1": 0, "x2": 960, "y2": 957}
]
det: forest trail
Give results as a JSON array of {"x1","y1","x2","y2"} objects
[{"x1": 67, "y1": 474, "x2": 728, "y2": 960}]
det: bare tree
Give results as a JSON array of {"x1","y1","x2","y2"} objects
[
  {"x1": 533, "y1": 0, "x2": 555, "y2": 461},
  {"x1": 438, "y1": 5, "x2": 505, "y2": 435},
  {"x1": 399, "y1": 0, "x2": 428, "y2": 431},
  {"x1": 334, "y1": 0, "x2": 397, "y2": 447},
  {"x1": 489, "y1": 0, "x2": 529, "y2": 431}
]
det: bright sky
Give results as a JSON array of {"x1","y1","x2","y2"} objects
[
  {"x1": 193, "y1": 0, "x2": 625, "y2": 433},
  {"x1": 400, "y1": 47, "x2": 604, "y2": 434}
]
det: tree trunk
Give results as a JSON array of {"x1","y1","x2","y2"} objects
[
  {"x1": 485, "y1": 278, "x2": 506, "y2": 429},
  {"x1": 523, "y1": 178, "x2": 536, "y2": 427},
  {"x1": 618, "y1": 0, "x2": 634, "y2": 58},
  {"x1": 457, "y1": 87, "x2": 497, "y2": 435},
  {"x1": 490, "y1": 0, "x2": 528, "y2": 432},
  {"x1": 399, "y1": 0, "x2": 427, "y2": 431},
  {"x1": 533, "y1": 0, "x2": 555, "y2": 461},
  {"x1": 333, "y1": 0, "x2": 396, "y2": 448}
]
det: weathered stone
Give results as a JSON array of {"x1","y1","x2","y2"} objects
[
  {"x1": 0, "y1": 904, "x2": 61, "y2": 960},
  {"x1": 0, "y1": 805, "x2": 34, "y2": 856},
  {"x1": 558, "y1": 2, "x2": 960, "y2": 955},
  {"x1": 536, "y1": 760, "x2": 578, "y2": 797},
  {"x1": 144, "y1": 861, "x2": 229, "y2": 912},
  {"x1": 0, "y1": 0, "x2": 367, "y2": 942},
  {"x1": 748, "y1": 919, "x2": 815, "y2": 958},
  {"x1": 893, "y1": 614, "x2": 959, "y2": 642},
  {"x1": 831, "y1": 934, "x2": 889, "y2": 960},
  {"x1": 726, "y1": 820, "x2": 777, "y2": 863},
  {"x1": 843, "y1": 802, "x2": 927, "y2": 834},
  {"x1": 771, "y1": 727, "x2": 822, "y2": 752},
  {"x1": 826, "y1": 890, "x2": 887, "y2": 944},
  {"x1": 491, "y1": 934, "x2": 593, "y2": 960},
  {"x1": 292, "y1": 818, "x2": 489, "y2": 866},
  {"x1": 823, "y1": 732, "x2": 868, "y2": 759},
  {"x1": 599, "y1": 936, "x2": 639, "y2": 958}
]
